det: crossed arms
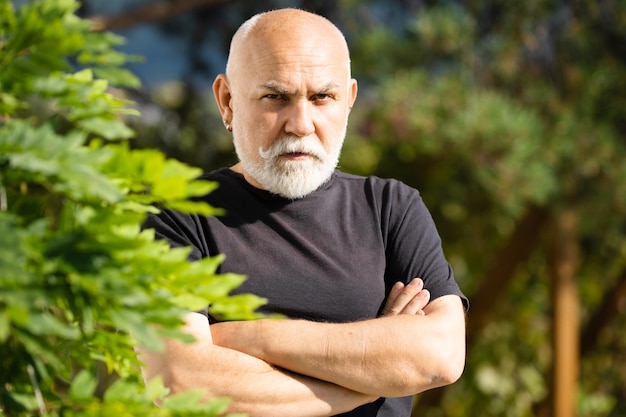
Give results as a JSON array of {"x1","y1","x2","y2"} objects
[{"x1": 136, "y1": 279, "x2": 466, "y2": 417}]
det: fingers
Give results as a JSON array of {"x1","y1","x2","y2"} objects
[
  {"x1": 403, "y1": 287, "x2": 430, "y2": 316},
  {"x1": 380, "y1": 278, "x2": 430, "y2": 317},
  {"x1": 380, "y1": 281, "x2": 405, "y2": 316},
  {"x1": 387, "y1": 281, "x2": 405, "y2": 305}
]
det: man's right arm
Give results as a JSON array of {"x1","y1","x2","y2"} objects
[{"x1": 136, "y1": 312, "x2": 376, "y2": 417}]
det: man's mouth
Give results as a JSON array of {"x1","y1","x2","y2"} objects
[{"x1": 281, "y1": 152, "x2": 311, "y2": 160}]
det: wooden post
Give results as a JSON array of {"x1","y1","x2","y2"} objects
[{"x1": 549, "y1": 210, "x2": 580, "y2": 417}]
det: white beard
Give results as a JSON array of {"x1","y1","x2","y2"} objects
[{"x1": 235, "y1": 134, "x2": 343, "y2": 200}]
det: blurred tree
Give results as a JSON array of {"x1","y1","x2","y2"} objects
[{"x1": 339, "y1": 1, "x2": 626, "y2": 416}]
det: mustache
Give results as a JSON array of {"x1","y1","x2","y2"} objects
[{"x1": 259, "y1": 136, "x2": 327, "y2": 160}]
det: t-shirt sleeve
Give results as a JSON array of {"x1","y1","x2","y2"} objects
[
  {"x1": 142, "y1": 209, "x2": 205, "y2": 261},
  {"x1": 142, "y1": 209, "x2": 213, "y2": 318},
  {"x1": 383, "y1": 182, "x2": 469, "y2": 311}
]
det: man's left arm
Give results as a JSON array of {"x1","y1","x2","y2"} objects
[{"x1": 211, "y1": 287, "x2": 465, "y2": 398}]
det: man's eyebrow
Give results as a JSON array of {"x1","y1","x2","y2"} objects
[
  {"x1": 317, "y1": 82, "x2": 340, "y2": 93},
  {"x1": 260, "y1": 83, "x2": 290, "y2": 95},
  {"x1": 259, "y1": 82, "x2": 340, "y2": 95}
]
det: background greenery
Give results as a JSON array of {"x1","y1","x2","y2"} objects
[{"x1": 2, "y1": 0, "x2": 625, "y2": 416}]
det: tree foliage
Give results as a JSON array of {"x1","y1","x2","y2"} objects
[{"x1": 0, "y1": 1, "x2": 263, "y2": 415}]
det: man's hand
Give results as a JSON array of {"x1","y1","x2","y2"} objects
[{"x1": 380, "y1": 278, "x2": 430, "y2": 317}]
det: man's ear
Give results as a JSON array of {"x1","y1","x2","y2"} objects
[
  {"x1": 212, "y1": 74, "x2": 233, "y2": 123},
  {"x1": 348, "y1": 78, "x2": 358, "y2": 111}
]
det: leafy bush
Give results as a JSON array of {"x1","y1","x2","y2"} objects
[{"x1": 0, "y1": 1, "x2": 262, "y2": 415}]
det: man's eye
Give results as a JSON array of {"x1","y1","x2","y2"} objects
[
  {"x1": 264, "y1": 94, "x2": 282, "y2": 100},
  {"x1": 314, "y1": 94, "x2": 330, "y2": 100}
]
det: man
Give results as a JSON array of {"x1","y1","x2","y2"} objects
[{"x1": 139, "y1": 8, "x2": 468, "y2": 417}]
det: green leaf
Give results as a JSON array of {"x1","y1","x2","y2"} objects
[
  {"x1": 103, "y1": 378, "x2": 142, "y2": 401},
  {"x1": 93, "y1": 67, "x2": 142, "y2": 88},
  {"x1": 9, "y1": 151, "x2": 62, "y2": 177},
  {"x1": 4, "y1": 392, "x2": 39, "y2": 411},
  {"x1": 160, "y1": 389, "x2": 232, "y2": 415},
  {"x1": 169, "y1": 294, "x2": 213, "y2": 311},
  {"x1": 167, "y1": 200, "x2": 225, "y2": 216},
  {"x1": 209, "y1": 293, "x2": 270, "y2": 321},
  {"x1": 160, "y1": 389, "x2": 205, "y2": 409},
  {"x1": 58, "y1": 160, "x2": 123, "y2": 203},
  {"x1": 15, "y1": 330, "x2": 65, "y2": 370},
  {"x1": 143, "y1": 375, "x2": 171, "y2": 401},
  {"x1": 161, "y1": 158, "x2": 203, "y2": 179},
  {"x1": 77, "y1": 117, "x2": 135, "y2": 140},
  {"x1": 27, "y1": 312, "x2": 80, "y2": 339},
  {"x1": 175, "y1": 269, "x2": 246, "y2": 297},
  {"x1": 186, "y1": 179, "x2": 220, "y2": 197},
  {"x1": 110, "y1": 309, "x2": 164, "y2": 352},
  {"x1": 69, "y1": 369, "x2": 98, "y2": 400},
  {"x1": 152, "y1": 176, "x2": 187, "y2": 200},
  {"x1": 0, "y1": 213, "x2": 31, "y2": 286}
]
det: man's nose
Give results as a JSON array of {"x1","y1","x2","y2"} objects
[{"x1": 284, "y1": 100, "x2": 315, "y2": 137}]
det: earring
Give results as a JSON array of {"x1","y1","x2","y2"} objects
[{"x1": 223, "y1": 119, "x2": 232, "y2": 132}]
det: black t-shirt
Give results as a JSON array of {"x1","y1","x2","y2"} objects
[{"x1": 144, "y1": 168, "x2": 468, "y2": 417}]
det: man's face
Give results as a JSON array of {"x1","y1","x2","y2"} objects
[{"x1": 227, "y1": 35, "x2": 357, "y2": 199}]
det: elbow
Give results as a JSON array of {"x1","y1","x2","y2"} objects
[
  {"x1": 421, "y1": 340, "x2": 466, "y2": 390},
  {"x1": 139, "y1": 354, "x2": 192, "y2": 397},
  {"x1": 161, "y1": 364, "x2": 200, "y2": 396},
  {"x1": 436, "y1": 349, "x2": 465, "y2": 386},
  {"x1": 397, "y1": 341, "x2": 465, "y2": 396}
]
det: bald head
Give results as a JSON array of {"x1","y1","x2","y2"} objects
[
  {"x1": 212, "y1": 8, "x2": 359, "y2": 197},
  {"x1": 226, "y1": 8, "x2": 351, "y2": 79}
]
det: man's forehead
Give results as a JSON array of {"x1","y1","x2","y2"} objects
[
  {"x1": 235, "y1": 27, "x2": 349, "y2": 72},
  {"x1": 240, "y1": 54, "x2": 347, "y2": 87},
  {"x1": 249, "y1": 43, "x2": 346, "y2": 68}
]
